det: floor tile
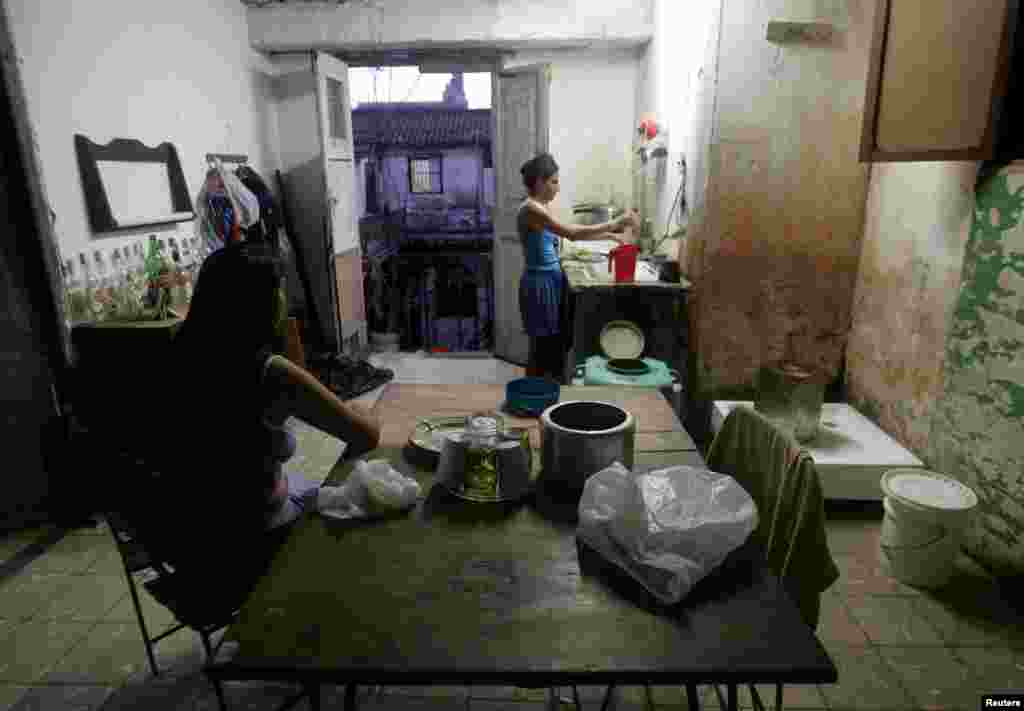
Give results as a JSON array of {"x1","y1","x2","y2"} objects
[
  {"x1": 384, "y1": 686, "x2": 471, "y2": 700},
  {"x1": 46, "y1": 622, "x2": 160, "y2": 684},
  {"x1": 34, "y1": 574, "x2": 127, "y2": 621},
  {"x1": 0, "y1": 685, "x2": 28, "y2": 711},
  {"x1": 0, "y1": 573, "x2": 78, "y2": 621},
  {"x1": 844, "y1": 595, "x2": 945, "y2": 645},
  {"x1": 815, "y1": 644, "x2": 915, "y2": 710},
  {"x1": 66, "y1": 518, "x2": 112, "y2": 538},
  {"x1": 369, "y1": 695, "x2": 470, "y2": 711},
  {"x1": 8, "y1": 683, "x2": 113, "y2": 711},
  {"x1": 824, "y1": 518, "x2": 881, "y2": 557},
  {"x1": 831, "y1": 553, "x2": 927, "y2": 597},
  {"x1": 816, "y1": 595, "x2": 870, "y2": 646},
  {"x1": 105, "y1": 586, "x2": 180, "y2": 631},
  {"x1": 0, "y1": 619, "x2": 95, "y2": 683},
  {"x1": 100, "y1": 669, "x2": 214, "y2": 711},
  {"x1": 21, "y1": 535, "x2": 110, "y2": 575},
  {"x1": 468, "y1": 700, "x2": 543, "y2": 711},
  {"x1": 955, "y1": 647, "x2": 1024, "y2": 694},
  {"x1": 877, "y1": 645, "x2": 976, "y2": 711}
]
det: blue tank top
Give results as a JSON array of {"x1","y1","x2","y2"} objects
[{"x1": 518, "y1": 204, "x2": 561, "y2": 271}]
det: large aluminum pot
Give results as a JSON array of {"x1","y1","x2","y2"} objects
[
  {"x1": 572, "y1": 202, "x2": 623, "y2": 226},
  {"x1": 539, "y1": 400, "x2": 636, "y2": 495}
]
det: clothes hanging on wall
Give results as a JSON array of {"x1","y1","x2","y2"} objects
[
  {"x1": 194, "y1": 164, "x2": 260, "y2": 254},
  {"x1": 235, "y1": 165, "x2": 282, "y2": 251}
]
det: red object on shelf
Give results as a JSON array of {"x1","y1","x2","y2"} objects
[
  {"x1": 431, "y1": 346, "x2": 450, "y2": 353},
  {"x1": 608, "y1": 244, "x2": 640, "y2": 283},
  {"x1": 638, "y1": 118, "x2": 659, "y2": 140}
]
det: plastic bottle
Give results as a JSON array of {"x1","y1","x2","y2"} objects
[
  {"x1": 91, "y1": 250, "x2": 109, "y2": 320},
  {"x1": 61, "y1": 258, "x2": 76, "y2": 328}
]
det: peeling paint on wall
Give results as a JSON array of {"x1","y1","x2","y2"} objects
[
  {"x1": 849, "y1": 161, "x2": 1024, "y2": 576},
  {"x1": 847, "y1": 162, "x2": 976, "y2": 460},
  {"x1": 932, "y1": 168, "x2": 1024, "y2": 577}
]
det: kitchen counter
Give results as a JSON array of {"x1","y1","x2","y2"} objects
[{"x1": 561, "y1": 256, "x2": 692, "y2": 292}]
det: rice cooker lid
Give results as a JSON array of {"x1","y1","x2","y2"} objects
[
  {"x1": 600, "y1": 320, "x2": 645, "y2": 360},
  {"x1": 881, "y1": 469, "x2": 978, "y2": 512}
]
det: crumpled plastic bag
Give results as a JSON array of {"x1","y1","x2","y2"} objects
[
  {"x1": 317, "y1": 459, "x2": 421, "y2": 520},
  {"x1": 577, "y1": 462, "x2": 758, "y2": 605}
]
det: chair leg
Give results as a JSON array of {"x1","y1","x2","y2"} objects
[
  {"x1": 775, "y1": 683, "x2": 783, "y2": 711},
  {"x1": 199, "y1": 630, "x2": 215, "y2": 660},
  {"x1": 208, "y1": 673, "x2": 229, "y2": 711},
  {"x1": 727, "y1": 685, "x2": 738, "y2": 711},
  {"x1": 572, "y1": 685, "x2": 582, "y2": 711},
  {"x1": 124, "y1": 572, "x2": 160, "y2": 677},
  {"x1": 599, "y1": 684, "x2": 616, "y2": 711},
  {"x1": 340, "y1": 682, "x2": 355, "y2": 711},
  {"x1": 685, "y1": 684, "x2": 700, "y2": 711}
]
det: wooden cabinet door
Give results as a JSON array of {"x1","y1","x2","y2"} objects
[{"x1": 860, "y1": 0, "x2": 1017, "y2": 161}]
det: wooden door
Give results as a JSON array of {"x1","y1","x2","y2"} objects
[
  {"x1": 492, "y1": 64, "x2": 550, "y2": 364},
  {"x1": 314, "y1": 51, "x2": 364, "y2": 350}
]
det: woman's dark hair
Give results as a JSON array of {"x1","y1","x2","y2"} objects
[
  {"x1": 521, "y1": 153, "x2": 559, "y2": 193},
  {"x1": 173, "y1": 241, "x2": 285, "y2": 361}
]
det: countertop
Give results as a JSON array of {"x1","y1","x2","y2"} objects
[{"x1": 561, "y1": 256, "x2": 691, "y2": 292}]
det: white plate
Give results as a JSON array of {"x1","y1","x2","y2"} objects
[{"x1": 599, "y1": 320, "x2": 645, "y2": 360}]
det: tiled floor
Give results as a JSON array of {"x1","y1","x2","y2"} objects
[{"x1": 1, "y1": 353, "x2": 1021, "y2": 711}]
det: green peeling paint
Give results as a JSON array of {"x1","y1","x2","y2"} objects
[{"x1": 939, "y1": 170, "x2": 1024, "y2": 576}]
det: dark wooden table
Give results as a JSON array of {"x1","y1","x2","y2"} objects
[{"x1": 207, "y1": 389, "x2": 835, "y2": 710}]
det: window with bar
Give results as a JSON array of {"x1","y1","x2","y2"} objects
[{"x1": 409, "y1": 156, "x2": 442, "y2": 194}]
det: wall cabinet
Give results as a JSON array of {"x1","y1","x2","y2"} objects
[{"x1": 860, "y1": 0, "x2": 1019, "y2": 162}]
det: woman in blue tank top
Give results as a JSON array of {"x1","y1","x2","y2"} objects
[{"x1": 517, "y1": 154, "x2": 639, "y2": 381}]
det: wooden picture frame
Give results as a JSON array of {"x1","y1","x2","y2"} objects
[{"x1": 74, "y1": 134, "x2": 194, "y2": 233}]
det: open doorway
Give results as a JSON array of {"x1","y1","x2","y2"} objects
[{"x1": 347, "y1": 65, "x2": 495, "y2": 355}]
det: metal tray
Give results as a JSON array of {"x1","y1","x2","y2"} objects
[{"x1": 409, "y1": 416, "x2": 467, "y2": 454}]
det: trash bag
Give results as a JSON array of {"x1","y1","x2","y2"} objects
[{"x1": 577, "y1": 462, "x2": 758, "y2": 605}]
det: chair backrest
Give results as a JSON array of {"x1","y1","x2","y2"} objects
[{"x1": 705, "y1": 405, "x2": 837, "y2": 629}]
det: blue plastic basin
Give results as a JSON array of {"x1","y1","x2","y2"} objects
[{"x1": 506, "y1": 377, "x2": 560, "y2": 416}]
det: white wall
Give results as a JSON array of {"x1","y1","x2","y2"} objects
[
  {"x1": 636, "y1": 0, "x2": 720, "y2": 253},
  {"x1": 505, "y1": 48, "x2": 640, "y2": 225},
  {"x1": 247, "y1": 0, "x2": 653, "y2": 53},
  {"x1": 8, "y1": 0, "x2": 281, "y2": 262}
]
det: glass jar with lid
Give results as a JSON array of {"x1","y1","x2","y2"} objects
[{"x1": 462, "y1": 411, "x2": 503, "y2": 499}]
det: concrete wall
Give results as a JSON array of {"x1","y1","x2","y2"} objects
[
  {"x1": 246, "y1": 0, "x2": 653, "y2": 53},
  {"x1": 8, "y1": 0, "x2": 281, "y2": 262},
  {"x1": 505, "y1": 48, "x2": 640, "y2": 225},
  {"x1": 679, "y1": 0, "x2": 875, "y2": 410},
  {"x1": 848, "y1": 163, "x2": 1024, "y2": 577}
]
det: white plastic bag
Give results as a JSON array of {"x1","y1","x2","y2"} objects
[
  {"x1": 317, "y1": 459, "x2": 421, "y2": 520},
  {"x1": 577, "y1": 462, "x2": 758, "y2": 605},
  {"x1": 193, "y1": 166, "x2": 261, "y2": 253}
]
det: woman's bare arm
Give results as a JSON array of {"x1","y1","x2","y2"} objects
[
  {"x1": 523, "y1": 202, "x2": 637, "y2": 242},
  {"x1": 263, "y1": 355, "x2": 382, "y2": 458}
]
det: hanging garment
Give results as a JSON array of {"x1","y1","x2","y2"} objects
[
  {"x1": 235, "y1": 166, "x2": 282, "y2": 250},
  {"x1": 194, "y1": 165, "x2": 260, "y2": 254}
]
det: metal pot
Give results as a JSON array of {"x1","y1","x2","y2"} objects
[
  {"x1": 539, "y1": 400, "x2": 636, "y2": 495},
  {"x1": 572, "y1": 203, "x2": 623, "y2": 226}
]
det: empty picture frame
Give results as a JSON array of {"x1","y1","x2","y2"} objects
[{"x1": 74, "y1": 134, "x2": 194, "y2": 233}]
